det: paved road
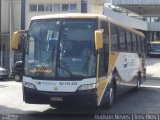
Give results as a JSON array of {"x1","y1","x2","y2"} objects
[
  {"x1": 0, "y1": 81, "x2": 50, "y2": 114},
  {"x1": 146, "y1": 57, "x2": 160, "y2": 78},
  {"x1": 0, "y1": 58, "x2": 160, "y2": 119},
  {"x1": 1, "y1": 80, "x2": 160, "y2": 114}
]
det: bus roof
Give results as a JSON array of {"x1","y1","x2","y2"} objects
[
  {"x1": 31, "y1": 13, "x2": 145, "y2": 38},
  {"x1": 31, "y1": 13, "x2": 106, "y2": 20},
  {"x1": 107, "y1": 18, "x2": 145, "y2": 38}
]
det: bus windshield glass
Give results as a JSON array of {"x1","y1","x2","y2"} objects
[
  {"x1": 25, "y1": 18, "x2": 97, "y2": 79},
  {"x1": 150, "y1": 44, "x2": 160, "y2": 52}
]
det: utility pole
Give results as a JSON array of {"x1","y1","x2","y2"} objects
[{"x1": 9, "y1": 0, "x2": 14, "y2": 72}]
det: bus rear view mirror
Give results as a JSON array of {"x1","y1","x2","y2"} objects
[
  {"x1": 94, "y1": 30, "x2": 103, "y2": 50},
  {"x1": 12, "y1": 30, "x2": 27, "y2": 51}
]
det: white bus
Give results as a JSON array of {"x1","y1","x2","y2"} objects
[{"x1": 12, "y1": 13, "x2": 146, "y2": 108}]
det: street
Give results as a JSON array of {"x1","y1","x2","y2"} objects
[{"x1": 0, "y1": 58, "x2": 160, "y2": 119}]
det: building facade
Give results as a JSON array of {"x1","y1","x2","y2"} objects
[
  {"x1": 23, "y1": 0, "x2": 103, "y2": 29},
  {"x1": 0, "y1": 0, "x2": 103, "y2": 70},
  {"x1": 0, "y1": 0, "x2": 21, "y2": 69}
]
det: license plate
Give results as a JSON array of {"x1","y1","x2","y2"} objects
[{"x1": 50, "y1": 97, "x2": 63, "y2": 101}]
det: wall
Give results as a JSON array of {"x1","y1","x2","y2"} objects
[
  {"x1": 14, "y1": 0, "x2": 21, "y2": 31},
  {"x1": 87, "y1": 0, "x2": 103, "y2": 14},
  {"x1": 1, "y1": 0, "x2": 9, "y2": 33},
  {"x1": 1, "y1": 0, "x2": 21, "y2": 33}
]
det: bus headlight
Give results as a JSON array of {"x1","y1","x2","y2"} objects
[
  {"x1": 78, "y1": 83, "x2": 96, "y2": 91},
  {"x1": 23, "y1": 82, "x2": 37, "y2": 89}
]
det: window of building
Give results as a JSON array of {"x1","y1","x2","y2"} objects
[
  {"x1": 38, "y1": 4, "x2": 45, "y2": 11},
  {"x1": 46, "y1": 4, "x2": 53, "y2": 11},
  {"x1": 69, "y1": 4, "x2": 77, "y2": 11},
  {"x1": 30, "y1": 4, "x2": 37, "y2": 12},
  {"x1": 62, "y1": 4, "x2": 69, "y2": 11},
  {"x1": 30, "y1": 3, "x2": 77, "y2": 12},
  {"x1": 54, "y1": 4, "x2": 61, "y2": 11}
]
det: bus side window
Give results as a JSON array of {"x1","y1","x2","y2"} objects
[
  {"x1": 111, "y1": 24, "x2": 119, "y2": 51},
  {"x1": 126, "y1": 31, "x2": 132, "y2": 52},
  {"x1": 130, "y1": 33, "x2": 134, "y2": 51},
  {"x1": 124, "y1": 31, "x2": 128, "y2": 51},
  {"x1": 137, "y1": 36, "x2": 142, "y2": 53},
  {"x1": 141, "y1": 37, "x2": 145, "y2": 53},
  {"x1": 118, "y1": 28, "x2": 125, "y2": 51},
  {"x1": 136, "y1": 35, "x2": 139, "y2": 52},
  {"x1": 132, "y1": 34, "x2": 137, "y2": 52}
]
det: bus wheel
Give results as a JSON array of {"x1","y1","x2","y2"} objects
[
  {"x1": 135, "y1": 72, "x2": 141, "y2": 91},
  {"x1": 14, "y1": 74, "x2": 21, "y2": 82},
  {"x1": 98, "y1": 79, "x2": 116, "y2": 109}
]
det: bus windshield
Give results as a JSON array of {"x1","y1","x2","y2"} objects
[
  {"x1": 150, "y1": 44, "x2": 160, "y2": 51},
  {"x1": 25, "y1": 19, "x2": 97, "y2": 80}
]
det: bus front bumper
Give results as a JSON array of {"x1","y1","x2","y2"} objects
[{"x1": 23, "y1": 86, "x2": 97, "y2": 106}]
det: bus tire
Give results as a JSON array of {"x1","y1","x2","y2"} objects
[
  {"x1": 14, "y1": 74, "x2": 22, "y2": 82},
  {"x1": 108, "y1": 80, "x2": 116, "y2": 108},
  {"x1": 100, "y1": 79, "x2": 116, "y2": 109},
  {"x1": 96, "y1": 79, "x2": 116, "y2": 109}
]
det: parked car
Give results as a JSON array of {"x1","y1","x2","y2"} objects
[
  {"x1": 11, "y1": 61, "x2": 23, "y2": 82},
  {"x1": 0, "y1": 67, "x2": 8, "y2": 80}
]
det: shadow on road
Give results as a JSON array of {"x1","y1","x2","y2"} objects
[
  {"x1": 0, "y1": 104, "x2": 98, "y2": 120},
  {"x1": 106, "y1": 87, "x2": 160, "y2": 113},
  {"x1": 1, "y1": 87, "x2": 160, "y2": 119},
  {"x1": 146, "y1": 75, "x2": 160, "y2": 80},
  {"x1": 42, "y1": 87, "x2": 160, "y2": 114},
  {"x1": 0, "y1": 78, "x2": 14, "y2": 82}
]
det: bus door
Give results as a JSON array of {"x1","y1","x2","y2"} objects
[{"x1": 96, "y1": 20, "x2": 110, "y2": 106}]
